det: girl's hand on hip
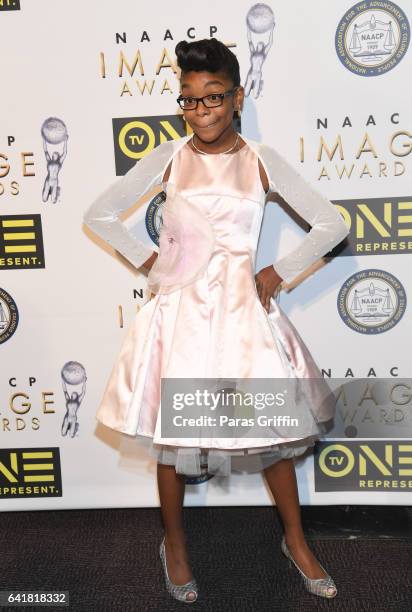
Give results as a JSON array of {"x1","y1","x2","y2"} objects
[
  {"x1": 255, "y1": 266, "x2": 283, "y2": 313},
  {"x1": 141, "y1": 251, "x2": 158, "y2": 272}
]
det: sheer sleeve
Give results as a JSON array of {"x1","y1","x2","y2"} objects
[
  {"x1": 83, "y1": 141, "x2": 175, "y2": 270},
  {"x1": 259, "y1": 144, "x2": 349, "y2": 284}
]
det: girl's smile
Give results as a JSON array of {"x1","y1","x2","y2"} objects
[{"x1": 195, "y1": 120, "x2": 218, "y2": 128}]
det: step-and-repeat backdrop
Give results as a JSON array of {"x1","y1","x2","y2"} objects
[{"x1": 1, "y1": 1, "x2": 411, "y2": 509}]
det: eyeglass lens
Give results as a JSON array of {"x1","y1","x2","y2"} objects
[{"x1": 179, "y1": 94, "x2": 225, "y2": 109}]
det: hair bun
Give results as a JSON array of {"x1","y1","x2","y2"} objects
[
  {"x1": 175, "y1": 40, "x2": 190, "y2": 61},
  {"x1": 174, "y1": 38, "x2": 240, "y2": 87}
]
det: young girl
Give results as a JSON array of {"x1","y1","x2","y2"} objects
[{"x1": 84, "y1": 38, "x2": 349, "y2": 604}]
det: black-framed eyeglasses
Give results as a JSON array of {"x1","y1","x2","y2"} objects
[{"x1": 176, "y1": 88, "x2": 238, "y2": 110}]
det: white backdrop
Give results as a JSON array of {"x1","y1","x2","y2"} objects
[{"x1": 1, "y1": 0, "x2": 411, "y2": 509}]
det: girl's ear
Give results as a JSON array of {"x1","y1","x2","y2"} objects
[
  {"x1": 232, "y1": 86, "x2": 244, "y2": 124},
  {"x1": 234, "y1": 86, "x2": 245, "y2": 113}
]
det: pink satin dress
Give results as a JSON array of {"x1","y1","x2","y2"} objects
[{"x1": 95, "y1": 140, "x2": 334, "y2": 477}]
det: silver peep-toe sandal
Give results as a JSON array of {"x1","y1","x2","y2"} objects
[
  {"x1": 281, "y1": 535, "x2": 337, "y2": 598},
  {"x1": 159, "y1": 536, "x2": 198, "y2": 603}
]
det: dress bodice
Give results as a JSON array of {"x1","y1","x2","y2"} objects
[{"x1": 168, "y1": 140, "x2": 265, "y2": 205}]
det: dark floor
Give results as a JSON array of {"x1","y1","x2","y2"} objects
[{"x1": 0, "y1": 505, "x2": 411, "y2": 612}]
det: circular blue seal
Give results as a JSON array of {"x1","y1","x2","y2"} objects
[
  {"x1": 335, "y1": 1, "x2": 410, "y2": 76},
  {"x1": 184, "y1": 468, "x2": 214, "y2": 485},
  {"x1": 0, "y1": 288, "x2": 19, "y2": 344},
  {"x1": 337, "y1": 269, "x2": 406, "y2": 334},
  {"x1": 145, "y1": 190, "x2": 167, "y2": 247}
]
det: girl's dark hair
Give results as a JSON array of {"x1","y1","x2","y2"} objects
[{"x1": 175, "y1": 38, "x2": 240, "y2": 87}]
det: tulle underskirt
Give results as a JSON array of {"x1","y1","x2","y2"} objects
[{"x1": 134, "y1": 433, "x2": 319, "y2": 477}]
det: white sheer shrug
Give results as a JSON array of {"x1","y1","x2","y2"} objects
[{"x1": 83, "y1": 134, "x2": 349, "y2": 285}]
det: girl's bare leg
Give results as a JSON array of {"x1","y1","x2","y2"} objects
[
  {"x1": 156, "y1": 462, "x2": 195, "y2": 589},
  {"x1": 263, "y1": 457, "x2": 329, "y2": 579}
]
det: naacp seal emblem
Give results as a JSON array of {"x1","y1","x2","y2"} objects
[
  {"x1": 335, "y1": 1, "x2": 410, "y2": 76},
  {"x1": 145, "y1": 190, "x2": 167, "y2": 246},
  {"x1": 0, "y1": 288, "x2": 19, "y2": 344},
  {"x1": 337, "y1": 269, "x2": 406, "y2": 334}
]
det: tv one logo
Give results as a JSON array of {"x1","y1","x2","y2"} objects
[
  {"x1": 112, "y1": 114, "x2": 190, "y2": 175},
  {"x1": 314, "y1": 441, "x2": 412, "y2": 491},
  {"x1": 0, "y1": 447, "x2": 62, "y2": 498},
  {"x1": 334, "y1": 197, "x2": 412, "y2": 257},
  {"x1": 0, "y1": 0, "x2": 20, "y2": 11},
  {"x1": 0, "y1": 214, "x2": 45, "y2": 270}
]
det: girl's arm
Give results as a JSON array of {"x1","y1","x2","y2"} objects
[
  {"x1": 259, "y1": 144, "x2": 350, "y2": 284},
  {"x1": 83, "y1": 141, "x2": 175, "y2": 270}
]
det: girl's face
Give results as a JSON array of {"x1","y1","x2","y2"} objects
[{"x1": 179, "y1": 70, "x2": 244, "y2": 144}]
